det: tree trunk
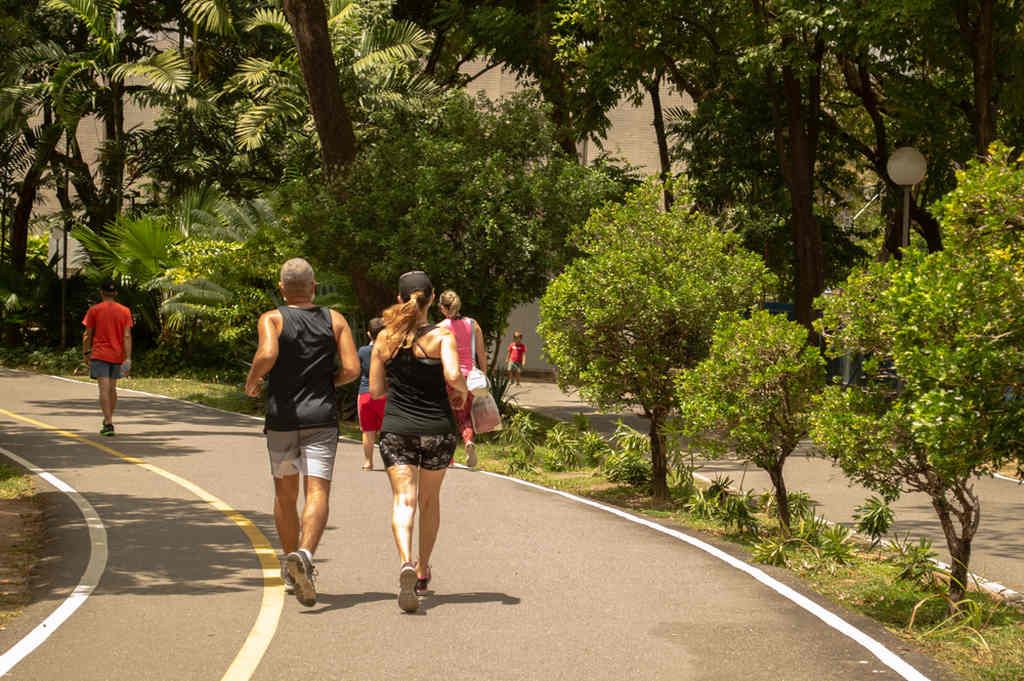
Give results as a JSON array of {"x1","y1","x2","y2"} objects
[
  {"x1": 283, "y1": 0, "x2": 358, "y2": 178},
  {"x1": 350, "y1": 267, "x2": 395, "y2": 319},
  {"x1": 767, "y1": 463, "x2": 791, "y2": 533},
  {"x1": 10, "y1": 125, "x2": 62, "y2": 273},
  {"x1": 646, "y1": 71, "x2": 674, "y2": 211},
  {"x1": 648, "y1": 409, "x2": 669, "y2": 502},
  {"x1": 778, "y1": 64, "x2": 825, "y2": 333},
  {"x1": 970, "y1": 0, "x2": 995, "y2": 155},
  {"x1": 100, "y1": 79, "x2": 126, "y2": 225},
  {"x1": 930, "y1": 484, "x2": 980, "y2": 608}
]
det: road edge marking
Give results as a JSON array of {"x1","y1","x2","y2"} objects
[
  {"x1": 0, "y1": 409, "x2": 283, "y2": 681},
  {"x1": 473, "y1": 467, "x2": 931, "y2": 681},
  {"x1": 0, "y1": 446, "x2": 108, "y2": 677}
]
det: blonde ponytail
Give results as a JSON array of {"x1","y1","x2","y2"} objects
[
  {"x1": 382, "y1": 290, "x2": 430, "y2": 354},
  {"x1": 439, "y1": 290, "x2": 461, "y2": 317}
]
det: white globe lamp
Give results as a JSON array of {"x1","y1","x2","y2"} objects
[{"x1": 886, "y1": 147, "x2": 927, "y2": 248}]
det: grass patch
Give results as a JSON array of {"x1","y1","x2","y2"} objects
[
  {"x1": 115, "y1": 376, "x2": 263, "y2": 416},
  {"x1": 0, "y1": 462, "x2": 33, "y2": 500},
  {"x1": 0, "y1": 463, "x2": 40, "y2": 628}
]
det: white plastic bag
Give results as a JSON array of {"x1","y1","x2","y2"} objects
[
  {"x1": 470, "y1": 391, "x2": 503, "y2": 433},
  {"x1": 466, "y1": 367, "x2": 490, "y2": 395}
]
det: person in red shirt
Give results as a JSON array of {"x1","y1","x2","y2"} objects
[
  {"x1": 82, "y1": 281, "x2": 133, "y2": 436},
  {"x1": 506, "y1": 331, "x2": 527, "y2": 386}
]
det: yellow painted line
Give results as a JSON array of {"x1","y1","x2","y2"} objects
[{"x1": 0, "y1": 408, "x2": 283, "y2": 681}]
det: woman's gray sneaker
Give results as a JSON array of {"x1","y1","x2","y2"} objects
[
  {"x1": 398, "y1": 562, "x2": 419, "y2": 612},
  {"x1": 285, "y1": 550, "x2": 317, "y2": 607},
  {"x1": 465, "y1": 441, "x2": 477, "y2": 468}
]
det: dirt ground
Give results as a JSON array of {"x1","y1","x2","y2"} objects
[{"x1": 0, "y1": 495, "x2": 43, "y2": 629}]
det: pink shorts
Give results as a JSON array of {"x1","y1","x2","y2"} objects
[{"x1": 357, "y1": 393, "x2": 387, "y2": 432}]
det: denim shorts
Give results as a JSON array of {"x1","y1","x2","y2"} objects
[
  {"x1": 266, "y1": 426, "x2": 339, "y2": 481},
  {"x1": 89, "y1": 359, "x2": 123, "y2": 379}
]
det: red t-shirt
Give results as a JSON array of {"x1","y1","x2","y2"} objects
[
  {"x1": 82, "y1": 301, "x2": 133, "y2": 364},
  {"x1": 508, "y1": 342, "x2": 526, "y2": 364}
]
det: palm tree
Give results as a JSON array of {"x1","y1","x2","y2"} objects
[
  {"x1": 213, "y1": 1, "x2": 437, "y2": 152},
  {"x1": 3, "y1": 0, "x2": 193, "y2": 233}
]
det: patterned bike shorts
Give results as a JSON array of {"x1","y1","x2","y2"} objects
[{"x1": 379, "y1": 432, "x2": 457, "y2": 471}]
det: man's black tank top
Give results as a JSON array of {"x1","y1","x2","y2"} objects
[
  {"x1": 265, "y1": 306, "x2": 337, "y2": 431},
  {"x1": 380, "y1": 325, "x2": 455, "y2": 435}
]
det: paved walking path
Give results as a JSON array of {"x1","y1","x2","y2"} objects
[
  {"x1": 0, "y1": 369, "x2": 952, "y2": 680},
  {"x1": 512, "y1": 381, "x2": 1024, "y2": 594}
]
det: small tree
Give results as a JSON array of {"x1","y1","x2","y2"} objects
[
  {"x1": 675, "y1": 310, "x2": 824, "y2": 532},
  {"x1": 811, "y1": 145, "x2": 1024, "y2": 607},
  {"x1": 539, "y1": 181, "x2": 770, "y2": 500}
]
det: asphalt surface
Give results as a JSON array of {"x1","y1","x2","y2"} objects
[
  {"x1": 513, "y1": 382, "x2": 1024, "y2": 594},
  {"x1": 0, "y1": 369, "x2": 954, "y2": 681}
]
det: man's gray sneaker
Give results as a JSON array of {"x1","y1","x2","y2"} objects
[
  {"x1": 285, "y1": 550, "x2": 317, "y2": 607},
  {"x1": 280, "y1": 561, "x2": 296, "y2": 594}
]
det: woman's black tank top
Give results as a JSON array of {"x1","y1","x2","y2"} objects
[
  {"x1": 265, "y1": 306, "x2": 337, "y2": 431},
  {"x1": 380, "y1": 325, "x2": 455, "y2": 435}
]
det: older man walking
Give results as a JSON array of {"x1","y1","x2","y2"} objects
[{"x1": 245, "y1": 258, "x2": 360, "y2": 607}]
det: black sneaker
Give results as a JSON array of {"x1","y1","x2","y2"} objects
[
  {"x1": 100, "y1": 422, "x2": 115, "y2": 436},
  {"x1": 398, "y1": 562, "x2": 419, "y2": 612},
  {"x1": 284, "y1": 550, "x2": 317, "y2": 606},
  {"x1": 415, "y1": 566, "x2": 431, "y2": 596}
]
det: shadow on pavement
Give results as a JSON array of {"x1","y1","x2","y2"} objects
[
  {"x1": 300, "y1": 590, "x2": 521, "y2": 615},
  {"x1": 30, "y1": 490, "x2": 275, "y2": 603}
]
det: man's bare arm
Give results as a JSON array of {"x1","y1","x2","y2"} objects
[
  {"x1": 331, "y1": 310, "x2": 360, "y2": 386},
  {"x1": 245, "y1": 311, "x2": 281, "y2": 397}
]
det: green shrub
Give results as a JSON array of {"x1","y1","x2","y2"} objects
[
  {"x1": 854, "y1": 496, "x2": 895, "y2": 547},
  {"x1": 751, "y1": 536, "x2": 794, "y2": 567},
  {"x1": 602, "y1": 447, "x2": 652, "y2": 487},
  {"x1": 719, "y1": 491, "x2": 760, "y2": 536},
  {"x1": 705, "y1": 474, "x2": 734, "y2": 501},
  {"x1": 684, "y1": 488, "x2": 721, "y2": 519},
  {"x1": 888, "y1": 535, "x2": 939, "y2": 586},
  {"x1": 819, "y1": 524, "x2": 856, "y2": 565}
]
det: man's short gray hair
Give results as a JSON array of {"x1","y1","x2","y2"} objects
[{"x1": 280, "y1": 258, "x2": 315, "y2": 293}]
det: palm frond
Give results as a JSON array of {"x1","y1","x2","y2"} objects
[
  {"x1": 243, "y1": 8, "x2": 292, "y2": 36},
  {"x1": 328, "y1": 0, "x2": 357, "y2": 21},
  {"x1": 74, "y1": 215, "x2": 182, "y2": 285},
  {"x1": 183, "y1": 0, "x2": 235, "y2": 36},
  {"x1": 352, "y1": 21, "x2": 431, "y2": 74},
  {"x1": 235, "y1": 100, "x2": 305, "y2": 151},
  {"x1": 111, "y1": 50, "x2": 192, "y2": 94},
  {"x1": 169, "y1": 185, "x2": 223, "y2": 236}
]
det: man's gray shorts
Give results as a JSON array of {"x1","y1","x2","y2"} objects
[{"x1": 266, "y1": 427, "x2": 338, "y2": 481}]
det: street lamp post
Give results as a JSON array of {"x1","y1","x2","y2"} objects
[{"x1": 886, "y1": 147, "x2": 928, "y2": 249}]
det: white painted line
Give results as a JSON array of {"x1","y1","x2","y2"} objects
[
  {"x1": 0, "y1": 446, "x2": 108, "y2": 677},
  {"x1": 476, "y1": 468, "x2": 931, "y2": 681},
  {"x1": 994, "y1": 473, "x2": 1021, "y2": 484}
]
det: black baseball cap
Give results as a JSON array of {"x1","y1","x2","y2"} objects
[
  {"x1": 398, "y1": 271, "x2": 433, "y2": 302},
  {"x1": 100, "y1": 280, "x2": 117, "y2": 293}
]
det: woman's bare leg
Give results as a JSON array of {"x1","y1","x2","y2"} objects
[
  {"x1": 386, "y1": 464, "x2": 418, "y2": 564},
  {"x1": 416, "y1": 467, "x2": 447, "y2": 579}
]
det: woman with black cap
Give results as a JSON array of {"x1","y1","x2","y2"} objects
[{"x1": 369, "y1": 270, "x2": 469, "y2": 612}]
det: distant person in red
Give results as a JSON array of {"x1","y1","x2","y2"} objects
[
  {"x1": 506, "y1": 331, "x2": 526, "y2": 386},
  {"x1": 82, "y1": 280, "x2": 133, "y2": 436}
]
